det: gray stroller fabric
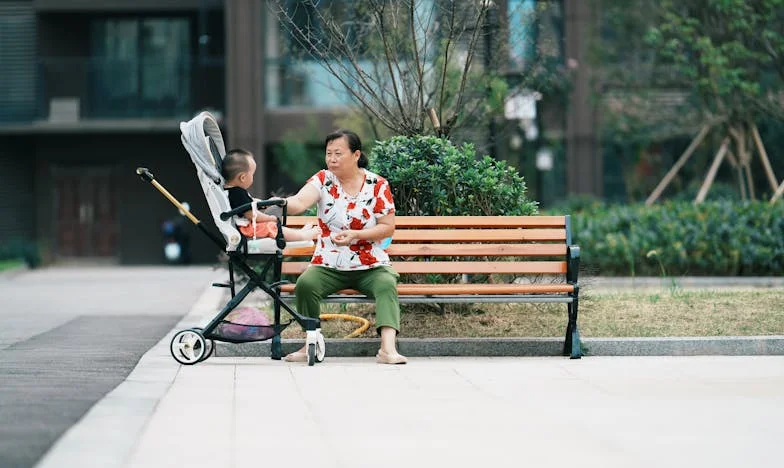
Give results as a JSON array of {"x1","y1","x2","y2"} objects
[
  {"x1": 179, "y1": 111, "x2": 244, "y2": 250},
  {"x1": 180, "y1": 111, "x2": 226, "y2": 184}
]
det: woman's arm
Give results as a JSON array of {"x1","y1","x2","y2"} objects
[
  {"x1": 332, "y1": 213, "x2": 395, "y2": 246},
  {"x1": 285, "y1": 184, "x2": 320, "y2": 215}
]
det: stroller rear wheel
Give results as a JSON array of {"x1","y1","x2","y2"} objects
[
  {"x1": 192, "y1": 327, "x2": 214, "y2": 362},
  {"x1": 170, "y1": 329, "x2": 207, "y2": 365}
]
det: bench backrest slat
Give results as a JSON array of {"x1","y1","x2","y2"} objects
[
  {"x1": 286, "y1": 216, "x2": 567, "y2": 228},
  {"x1": 390, "y1": 229, "x2": 565, "y2": 242},
  {"x1": 284, "y1": 243, "x2": 566, "y2": 257}
]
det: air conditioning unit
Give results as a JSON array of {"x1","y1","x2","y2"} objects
[{"x1": 48, "y1": 97, "x2": 80, "y2": 122}]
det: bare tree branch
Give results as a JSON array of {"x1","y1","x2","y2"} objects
[{"x1": 446, "y1": 3, "x2": 489, "y2": 131}]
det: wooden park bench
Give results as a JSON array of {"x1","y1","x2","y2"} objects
[{"x1": 278, "y1": 216, "x2": 583, "y2": 359}]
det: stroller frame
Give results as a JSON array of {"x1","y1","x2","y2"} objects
[
  {"x1": 137, "y1": 168, "x2": 324, "y2": 366},
  {"x1": 135, "y1": 114, "x2": 324, "y2": 366}
]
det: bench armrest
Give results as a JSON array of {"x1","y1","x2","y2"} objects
[{"x1": 567, "y1": 245, "x2": 580, "y2": 284}]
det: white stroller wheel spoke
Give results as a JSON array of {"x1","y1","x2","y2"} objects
[{"x1": 170, "y1": 329, "x2": 206, "y2": 365}]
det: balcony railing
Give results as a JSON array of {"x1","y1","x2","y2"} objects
[{"x1": 24, "y1": 56, "x2": 225, "y2": 123}]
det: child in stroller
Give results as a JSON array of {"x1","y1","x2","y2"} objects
[{"x1": 222, "y1": 148, "x2": 318, "y2": 242}]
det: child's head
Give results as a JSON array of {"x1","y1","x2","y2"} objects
[{"x1": 222, "y1": 148, "x2": 256, "y2": 189}]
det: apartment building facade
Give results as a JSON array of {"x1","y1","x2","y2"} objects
[{"x1": 0, "y1": 0, "x2": 597, "y2": 264}]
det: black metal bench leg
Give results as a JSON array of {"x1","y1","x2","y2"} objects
[
  {"x1": 568, "y1": 288, "x2": 582, "y2": 359},
  {"x1": 563, "y1": 302, "x2": 574, "y2": 357}
]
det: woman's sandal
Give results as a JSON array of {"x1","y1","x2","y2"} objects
[{"x1": 376, "y1": 350, "x2": 408, "y2": 365}]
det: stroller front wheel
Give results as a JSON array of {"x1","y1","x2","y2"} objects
[
  {"x1": 305, "y1": 329, "x2": 325, "y2": 366},
  {"x1": 307, "y1": 343, "x2": 316, "y2": 366},
  {"x1": 315, "y1": 333, "x2": 325, "y2": 363},
  {"x1": 170, "y1": 329, "x2": 207, "y2": 365}
]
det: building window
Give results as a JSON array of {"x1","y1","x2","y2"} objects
[
  {"x1": 0, "y1": 3, "x2": 36, "y2": 123},
  {"x1": 269, "y1": 0, "x2": 426, "y2": 108},
  {"x1": 90, "y1": 18, "x2": 191, "y2": 118}
]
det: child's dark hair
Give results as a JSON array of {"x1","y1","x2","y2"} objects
[
  {"x1": 222, "y1": 148, "x2": 253, "y2": 181},
  {"x1": 325, "y1": 130, "x2": 369, "y2": 168}
]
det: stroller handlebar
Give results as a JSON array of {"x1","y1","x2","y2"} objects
[
  {"x1": 136, "y1": 167, "x2": 154, "y2": 182},
  {"x1": 219, "y1": 198, "x2": 287, "y2": 221}
]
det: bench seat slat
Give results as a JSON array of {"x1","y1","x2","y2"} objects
[
  {"x1": 283, "y1": 243, "x2": 567, "y2": 257},
  {"x1": 279, "y1": 283, "x2": 574, "y2": 295},
  {"x1": 286, "y1": 215, "x2": 567, "y2": 228},
  {"x1": 281, "y1": 295, "x2": 573, "y2": 304},
  {"x1": 281, "y1": 261, "x2": 567, "y2": 275}
]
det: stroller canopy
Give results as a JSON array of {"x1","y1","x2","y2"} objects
[{"x1": 180, "y1": 111, "x2": 226, "y2": 185}]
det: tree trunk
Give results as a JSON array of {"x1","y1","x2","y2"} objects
[{"x1": 726, "y1": 149, "x2": 747, "y2": 200}]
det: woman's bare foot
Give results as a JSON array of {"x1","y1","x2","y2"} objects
[
  {"x1": 376, "y1": 349, "x2": 407, "y2": 364},
  {"x1": 284, "y1": 345, "x2": 308, "y2": 362}
]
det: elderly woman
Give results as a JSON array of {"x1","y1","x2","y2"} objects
[{"x1": 283, "y1": 129, "x2": 407, "y2": 364}]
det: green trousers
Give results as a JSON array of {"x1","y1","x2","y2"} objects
[{"x1": 295, "y1": 265, "x2": 401, "y2": 332}]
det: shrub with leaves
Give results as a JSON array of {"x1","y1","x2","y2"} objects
[
  {"x1": 370, "y1": 135, "x2": 538, "y2": 216},
  {"x1": 0, "y1": 238, "x2": 40, "y2": 268},
  {"x1": 549, "y1": 201, "x2": 784, "y2": 276}
]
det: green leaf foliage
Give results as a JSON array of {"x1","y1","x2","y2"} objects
[
  {"x1": 549, "y1": 200, "x2": 784, "y2": 276},
  {"x1": 0, "y1": 238, "x2": 40, "y2": 268},
  {"x1": 595, "y1": 0, "x2": 784, "y2": 141},
  {"x1": 369, "y1": 135, "x2": 538, "y2": 216}
]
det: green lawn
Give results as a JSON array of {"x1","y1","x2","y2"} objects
[{"x1": 0, "y1": 259, "x2": 24, "y2": 273}]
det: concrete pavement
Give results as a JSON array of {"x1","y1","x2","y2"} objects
[
  {"x1": 34, "y1": 277, "x2": 784, "y2": 468},
  {"x1": 0, "y1": 266, "x2": 218, "y2": 468}
]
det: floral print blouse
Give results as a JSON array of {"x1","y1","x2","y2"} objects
[{"x1": 307, "y1": 169, "x2": 395, "y2": 270}]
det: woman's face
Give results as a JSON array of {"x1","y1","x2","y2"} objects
[{"x1": 325, "y1": 136, "x2": 359, "y2": 173}]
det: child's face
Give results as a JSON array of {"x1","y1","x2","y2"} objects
[{"x1": 234, "y1": 156, "x2": 256, "y2": 189}]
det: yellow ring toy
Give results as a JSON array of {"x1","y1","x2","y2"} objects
[{"x1": 319, "y1": 314, "x2": 370, "y2": 338}]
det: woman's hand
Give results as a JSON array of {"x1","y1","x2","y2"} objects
[{"x1": 331, "y1": 230, "x2": 358, "y2": 246}]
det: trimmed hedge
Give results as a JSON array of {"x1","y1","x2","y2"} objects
[
  {"x1": 0, "y1": 239, "x2": 40, "y2": 268},
  {"x1": 552, "y1": 201, "x2": 784, "y2": 276},
  {"x1": 370, "y1": 135, "x2": 538, "y2": 216}
]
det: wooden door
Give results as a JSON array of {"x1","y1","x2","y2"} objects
[{"x1": 54, "y1": 167, "x2": 118, "y2": 259}]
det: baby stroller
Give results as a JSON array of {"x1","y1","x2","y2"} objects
[{"x1": 137, "y1": 111, "x2": 325, "y2": 366}]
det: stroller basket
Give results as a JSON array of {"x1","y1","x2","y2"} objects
[{"x1": 211, "y1": 319, "x2": 291, "y2": 343}]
